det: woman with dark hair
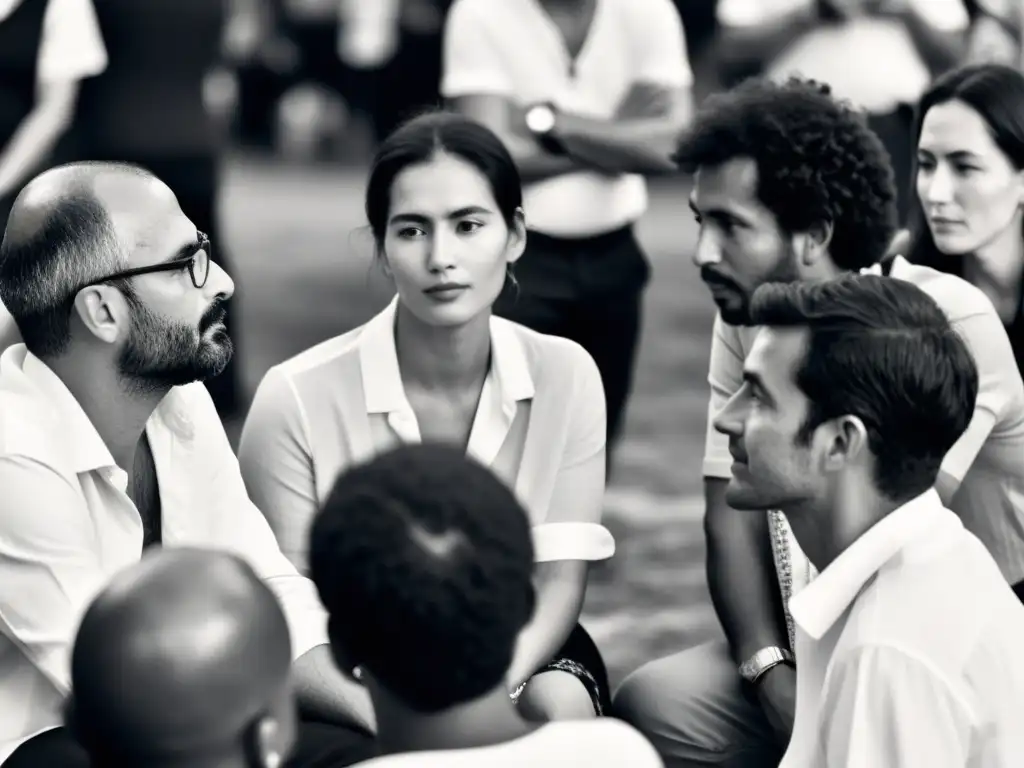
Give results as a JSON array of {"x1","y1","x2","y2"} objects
[
  {"x1": 909, "y1": 62, "x2": 1024, "y2": 373},
  {"x1": 239, "y1": 111, "x2": 614, "y2": 722}
]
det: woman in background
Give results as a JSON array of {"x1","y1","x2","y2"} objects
[
  {"x1": 910, "y1": 62, "x2": 1024, "y2": 373},
  {"x1": 240, "y1": 111, "x2": 614, "y2": 722}
]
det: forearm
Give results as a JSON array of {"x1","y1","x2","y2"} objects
[
  {"x1": 499, "y1": 131, "x2": 585, "y2": 183},
  {"x1": 555, "y1": 113, "x2": 684, "y2": 176},
  {"x1": 704, "y1": 479, "x2": 788, "y2": 664},
  {"x1": 506, "y1": 562, "x2": 587, "y2": 688},
  {"x1": 293, "y1": 644, "x2": 376, "y2": 734},
  {"x1": 0, "y1": 97, "x2": 75, "y2": 199}
]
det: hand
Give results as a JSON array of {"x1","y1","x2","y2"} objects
[
  {"x1": 615, "y1": 84, "x2": 672, "y2": 120},
  {"x1": 755, "y1": 663, "x2": 797, "y2": 748}
]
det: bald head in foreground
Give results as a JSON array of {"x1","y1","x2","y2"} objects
[{"x1": 67, "y1": 549, "x2": 296, "y2": 768}]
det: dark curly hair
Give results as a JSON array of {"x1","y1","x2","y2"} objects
[
  {"x1": 308, "y1": 444, "x2": 536, "y2": 714},
  {"x1": 674, "y1": 77, "x2": 898, "y2": 272}
]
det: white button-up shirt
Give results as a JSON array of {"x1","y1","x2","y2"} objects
[
  {"x1": 0, "y1": 345, "x2": 330, "y2": 763},
  {"x1": 781, "y1": 490, "x2": 1024, "y2": 768},
  {"x1": 239, "y1": 297, "x2": 614, "y2": 574}
]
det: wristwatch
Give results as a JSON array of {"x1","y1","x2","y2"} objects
[
  {"x1": 739, "y1": 646, "x2": 795, "y2": 685},
  {"x1": 525, "y1": 102, "x2": 566, "y2": 155}
]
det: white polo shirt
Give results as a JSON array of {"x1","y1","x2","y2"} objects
[
  {"x1": 239, "y1": 297, "x2": 614, "y2": 575},
  {"x1": 0, "y1": 346, "x2": 333, "y2": 764},
  {"x1": 441, "y1": 0, "x2": 692, "y2": 238},
  {"x1": 781, "y1": 490, "x2": 1024, "y2": 768},
  {"x1": 717, "y1": 0, "x2": 968, "y2": 113},
  {"x1": 356, "y1": 719, "x2": 663, "y2": 768},
  {"x1": 702, "y1": 257, "x2": 1024, "y2": 646}
]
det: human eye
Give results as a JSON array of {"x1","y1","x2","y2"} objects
[
  {"x1": 456, "y1": 219, "x2": 483, "y2": 234},
  {"x1": 397, "y1": 226, "x2": 426, "y2": 239}
]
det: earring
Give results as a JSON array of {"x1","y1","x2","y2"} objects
[
  {"x1": 265, "y1": 751, "x2": 281, "y2": 768},
  {"x1": 506, "y1": 266, "x2": 519, "y2": 295},
  {"x1": 353, "y1": 665, "x2": 364, "y2": 681}
]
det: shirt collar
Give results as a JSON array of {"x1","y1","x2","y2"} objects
[
  {"x1": 2, "y1": 345, "x2": 194, "y2": 474},
  {"x1": 789, "y1": 489, "x2": 956, "y2": 640},
  {"x1": 357, "y1": 297, "x2": 535, "y2": 415}
]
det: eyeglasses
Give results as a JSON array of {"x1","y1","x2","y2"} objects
[{"x1": 82, "y1": 231, "x2": 212, "y2": 292}]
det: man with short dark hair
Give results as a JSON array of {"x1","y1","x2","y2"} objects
[
  {"x1": 614, "y1": 77, "x2": 1024, "y2": 767},
  {"x1": 715, "y1": 275, "x2": 1024, "y2": 767},
  {"x1": 0, "y1": 162, "x2": 377, "y2": 767},
  {"x1": 309, "y1": 444, "x2": 663, "y2": 767},
  {"x1": 67, "y1": 548, "x2": 297, "y2": 768}
]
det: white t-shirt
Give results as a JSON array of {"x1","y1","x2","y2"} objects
[
  {"x1": 355, "y1": 720, "x2": 664, "y2": 768},
  {"x1": 717, "y1": 0, "x2": 968, "y2": 112},
  {"x1": 441, "y1": 0, "x2": 692, "y2": 237}
]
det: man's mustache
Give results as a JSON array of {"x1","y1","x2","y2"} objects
[
  {"x1": 700, "y1": 266, "x2": 738, "y2": 291},
  {"x1": 200, "y1": 300, "x2": 227, "y2": 331}
]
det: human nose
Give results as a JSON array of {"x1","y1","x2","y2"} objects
[
  {"x1": 204, "y1": 260, "x2": 235, "y2": 301},
  {"x1": 693, "y1": 226, "x2": 722, "y2": 269},
  {"x1": 921, "y1": 162, "x2": 954, "y2": 206},
  {"x1": 425, "y1": 228, "x2": 458, "y2": 273},
  {"x1": 713, "y1": 388, "x2": 747, "y2": 438}
]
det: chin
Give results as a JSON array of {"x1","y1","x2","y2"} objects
[
  {"x1": 929, "y1": 231, "x2": 978, "y2": 256},
  {"x1": 408, "y1": 298, "x2": 489, "y2": 328}
]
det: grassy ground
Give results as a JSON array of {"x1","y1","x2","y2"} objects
[{"x1": 221, "y1": 157, "x2": 725, "y2": 687}]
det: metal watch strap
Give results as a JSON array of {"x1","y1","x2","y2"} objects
[{"x1": 740, "y1": 646, "x2": 795, "y2": 685}]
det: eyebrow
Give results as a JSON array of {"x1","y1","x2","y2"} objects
[
  {"x1": 689, "y1": 197, "x2": 750, "y2": 226},
  {"x1": 159, "y1": 234, "x2": 203, "y2": 264},
  {"x1": 389, "y1": 206, "x2": 494, "y2": 225},
  {"x1": 917, "y1": 147, "x2": 983, "y2": 161}
]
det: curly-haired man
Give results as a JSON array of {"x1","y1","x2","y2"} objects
[{"x1": 613, "y1": 76, "x2": 1024, "y2": 768}]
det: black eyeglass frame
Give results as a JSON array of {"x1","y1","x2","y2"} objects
[{"x1": 75, "y1": 231, "x2": 212, "y2": 294}]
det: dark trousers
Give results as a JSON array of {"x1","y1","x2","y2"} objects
[
  {"x1": 6, "y1": 717, "x2": 378, "y2": 767},
  {"x1": 494, "y1": 226, "x2": 649, "y2": 461},
  {"x1": 80, "y1": 153, "x2": 243, "y2": 418}
]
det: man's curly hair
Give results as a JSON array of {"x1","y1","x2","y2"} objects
[
  {"x1": 309, "y1": 444, "x2": 535, "y2": 714},
  {"x1": 674, "y1": 77, "x2": 898, "y2": 271}
]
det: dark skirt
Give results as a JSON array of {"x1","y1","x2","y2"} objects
[{"x1": 533, "y1": 623, "x2": 610, "y2": 716}]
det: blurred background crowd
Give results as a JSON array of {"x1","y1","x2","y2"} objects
[{"x1": 3, "y1": 0, "x2": 1023, "y2": 688}]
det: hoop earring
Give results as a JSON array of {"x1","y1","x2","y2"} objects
[{"x1": 353, "y1": 665, "x2": 365, "y2": 681}]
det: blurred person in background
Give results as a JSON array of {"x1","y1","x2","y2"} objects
[
  {"x1": 963, "y1": 0, "x2": 1023, "y2": 64},
  {"x1": 613, "y1": 76, "x2": 1024, "y2": 768},
  {"x1": 0, "y1": 0, "x2": 107, "y2": 352},
  {"x1": 240, "y1": 112, "x2": 616, "y2": 722},
  {"x1": 66, "y1": 549, "x2": 297, "y2": 768},
  {"x1": 309, "y1": 445, "x2": 663, "y2": 767},
  {"x1": 713, "y1": 0, "x2": 969, "y2": 224},
  {"x1": 442, "y1": 0, "x2": 694, "y2": 465},
  {"x1": 56, "y1": 0, "x2": 255, "y2": 420},
  {"x1": 911, "y1": 65, "x2": 1024, "y2": 373}
]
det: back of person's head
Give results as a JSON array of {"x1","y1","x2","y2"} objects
[
  {"x1": 0, "y1": 162, "x2": 152, "y2": 358},
  {"x1": 67, "y1": 548, "x2": 296, "y2": 768},
  {"x1": 909, "y1": 63, "x2": 1024, "y2": 269},
  {"x1": 309, "y1": 444, "x2": 535, "y2": 714},
  {"x1": 674, "y1": 76, "x2": 898, "y2": 272},
  {"x1": 363, "y1": 110, "x2": 523, "y2": 253},
  {"x1": 750, "y1": 274, "x2": 978, "y2": 502}
]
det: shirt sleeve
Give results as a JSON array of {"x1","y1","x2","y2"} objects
[
  {"x1": 0, "y1": 456, "x2": 108, "y2": 692},
  {"x1": 716, "y1": 0, "x2": 808, "y2": 28},
  {"x1": 908, "y1": 0, "x2": 969, "y2": 33},
  {"x1": 820, "y1": 645, "x2": 972, "y2": 768},
  {"x1": 440, "y1": 0, "x2": 513, "y2": 98},
  {"x1": 703, "y1": 315, "x2": 746, "y2": 479},
  {"x1": 186, "y1": 383, "x2": 329, "y2": 661},
  {"x1": 533, "y1": 341, "x2": 614, "y2": 563},
  {"x1": 237, "y1": 365, "x2": 320, "y2": 575},
  {"x1": 37, "y1": 0, "x2": 108, "y2": 85},
  {"x1": 940, "y1": 303, "x2": 1019, "y2": 482},
  {"x1": 631, "y1": 0, "x2": 694, "y2": 88}
]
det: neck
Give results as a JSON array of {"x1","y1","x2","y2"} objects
[
  {"x1": 393, "y1": 303, "x2": 492, "y2": 393},
  {"x1": 783, "y1": 477, "x2": 897, "y2": 571},
  {"x1": 538, "y1": 0, "x2": 588, "y2": 11},
  {"x1": 44, "y1": 350, "x2": 168, "y2": 472},
  {"x1": 806, "y1": 254, "x2": 849, "y2": 284},
  {"x1": 372, "y1": 684, "x2": 539, "y2": 755},
  {"x1": 969, "y1": 215, "x2": 1024, "y2": 291}
]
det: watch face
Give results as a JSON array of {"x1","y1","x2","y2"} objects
[{"x1": 526, "y1": 106, "x2": 556, "y2": 134}]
